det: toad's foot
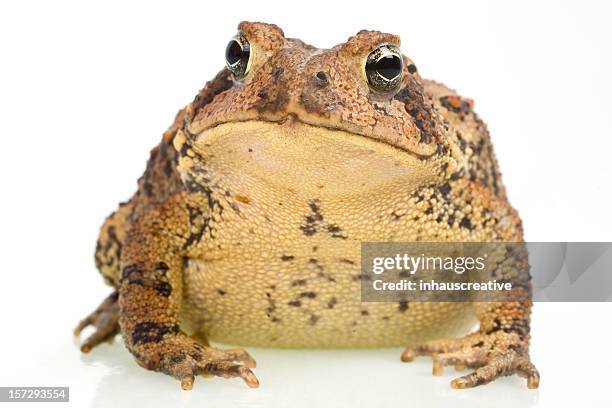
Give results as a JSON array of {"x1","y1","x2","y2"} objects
[
  {"x1": 401, "y1": 331, "x2": 540, "y2": 389},
  {"x1": 74, "y1": 291, "x2": 120, "y2": 353},
  {"x1": 132, "y1": 333, "x2": 258, "y2": 390}
]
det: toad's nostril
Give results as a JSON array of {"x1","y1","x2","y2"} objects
[{"x1": 314, "y1": 71, "x2": 330, "y2": 86}]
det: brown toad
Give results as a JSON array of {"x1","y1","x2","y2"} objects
[{"x1": 75, "y1": 21, "x2": 539, "y2": 390}]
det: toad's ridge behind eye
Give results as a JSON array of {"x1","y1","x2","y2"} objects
[
  {"x1": 225, "y1": 34, "x2": 251, "y2": 78},
  {"x1": 365, "y1": 44, "x2": 403, "y2": 92}
]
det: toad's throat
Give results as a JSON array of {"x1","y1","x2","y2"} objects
[{"x1": 184, "y1": 120, "x2": 438, "y2": 199}]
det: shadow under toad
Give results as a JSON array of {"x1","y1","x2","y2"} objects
[{"x1": 80, "y1": 339, "x2": 539, "y2": 408}]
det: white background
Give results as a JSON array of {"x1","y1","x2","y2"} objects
[{"x1": 1, "y1": 0, "x2": 611, "y2": 407}]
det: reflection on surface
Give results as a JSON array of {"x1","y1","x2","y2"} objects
[{"x1": 21, "y1": 339, "x2": 539, "y2": 407}]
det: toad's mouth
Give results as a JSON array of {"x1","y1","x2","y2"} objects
[
  {"x1": 186, "y1": 107, "x2": 441, "y2": 159},
  {"x1": 184, "y1": 119, "x2": 438, "y2": 198}
]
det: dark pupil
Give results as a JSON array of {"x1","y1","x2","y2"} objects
[
  {"x1": 225, "y1": 40, "x2": 244, "y2": 66},
  {"x1": 374, "y1": 54, "x2": 402, "y2": 80}
]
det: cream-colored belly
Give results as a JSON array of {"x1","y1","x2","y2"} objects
[
  {"x1": 177, "y1": 120, "x2": 476, "y2": 347},
  {"x1": 181, "y1": 253, "x2": 475, "y2": 348}
]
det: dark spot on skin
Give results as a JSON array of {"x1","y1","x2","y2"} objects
[
  {"x1": 189, "y1": 352, "x2": 202, "y2": 362},
  {"x1": 325, "y1": 223, "x2": 347, "y2": 239},
  {"x1": 391, "y1": 211, "x2": 405, "y2": 221},
  {"x1": 273, "y1": 67, "x2": 284, "y2": 80},
  {"x1": 339, "y1": 258, "x2": 355, "y2": 265},
  {"x1": 440, "y1": 95, "x2": 472, "y2": 115},
  {"x1": 469, "y1": 376, "x2": 486, "y2": 386},
  {"x1": 216, "y1": 289, "x2": 226, "y2": 296},
  {"x1": 103, "y1": 275, "x2": 117, "y2": 287},
  {"x1": 288, "y1": 300, "x2": 302, "y2": 307},
  {"x1": 382, "y1": 316, "x2": 390, "y2": 321},
  {"x1": 310, "y1": 314, "x2": 320, "y2": 325},
  {"x1": 352, "y1": 274, "x2": 371, "y2": 281},
  {"x1": 291, "y1": 279, "x2": 307, "y2": 286},
  {"x1": 325, "y1": 275, "x2": 337, "y2": 283},
  {"x1": 266, "y1": 301, "x2": 277, "y2": 315},
  {"x1": 474, "y1": 341, "x2": 485, "y2": 348},
  {"x1": 265, "y1": 292, "x2": 278, "y2": 321},
  {"x1": 486, "y1": 318, "x2": 503, "y2": 335},
  {"x1": 178, "y1": 140, "x2": 191, "y2": 157},
  {"x1": 281, "y1": 255, "x2": 295, "y2": 261},
  {"x1": 441, "y1": 161, "x2": 450, "y2": 174},
  {"x1": 299, "y1": 291, "x2": 317, "y2": 299},
  {"x1": 143, "y1": 181, "x2": 154, "y2": 197},
  {"x1": 361, "y1": 310, "x2": 369, "y2": 316},
  {"x1": 459, "y1": 217, "x2": 474, "y2": 231},
  {"x1": 436, "y1": 142, "x2": 448, "y2": 157},
  {"x1": 485, "y1": 318, "x2": 529, "y2": 339},
  {"x1": 450, "y1": 170, "x2": 463, "y2": 181},
  {"x1": 398, "y1": 301, "x2": 409, "y2": 312},
  {"x1": 156, "y1": 262, "x2": 169, "y2": 272},
  {"x1": 97, "y1": 224, "x2": 123, "y2": 273},
  {"x1": 163, "y1": 160, "x2": 174, "y2": 177},
  {"x1": 327, "y1": 297, "x2": 337, "y2": 309},
  {"x1": 425, "y1": 206, "x2": 433, "y2": 215},
  {"x1": 301, "y1": 224, "x2": 317, "y2": 236},
  {"x1": 182, "y1": 197, "x2": 218, "y2": 249},
  {"x1": 394, "y1": 77, "x2": 439, "y2": 144},
  {"x1": 300, "y1": 199, "x2": 323, "y2": 236},
  {"x1": 121, "y1": 264, "x2": 144, "y2": 283},
  {"x1": 439, "y1": 182, "x2": 451, "y2": 197},
  {"x1": 507, "y1": 344, "x2": 523, "y2": 353},
  {"x1": 309, "y1": 258, "x2": 321, "y2": 267},
  {"x1": 132, "y1": 322, "x2": 179, "y2": 345},
  {"x1": 447, "y1": 214, "x2": 456, "y2": 227},
  {"x1": 171, "y1": 354, "x2": 187, "y2": 364},
  {"x1": 300, "y1": 199, "x2": 347, "y2": 239},
  {"x1": 121, "y1": 263, "x2": 172, "y2": 297},
  {"x1": 154, "y1": 282, "x2": 172, "y2": 297},
  {"x1": 326, "y1": 224, "x2": 339, "y2": 233}
]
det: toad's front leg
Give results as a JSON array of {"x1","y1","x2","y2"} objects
[
  {"x1": 402, "y1": 292, "x2": 540, "y2": 389},
  {"x1": 118, "y1": 193, "x2": 258, "y2": 390}
]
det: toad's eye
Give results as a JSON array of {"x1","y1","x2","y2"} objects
[
  {"x1": 365, "y1": 44, "x2": 403, "y2": 92},
  {"x1": 225, "y1": 34, "x2": 251, "y2": 78}
]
